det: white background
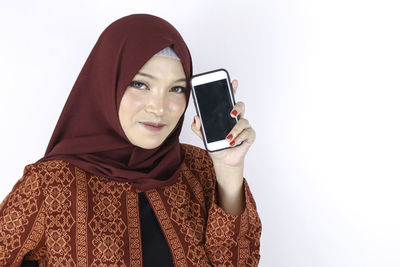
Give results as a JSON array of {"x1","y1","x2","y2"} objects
[{"x1": 1, "y1": 0, "x2": 400, "y2": 266}]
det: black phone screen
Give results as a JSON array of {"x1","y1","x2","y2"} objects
[{"x1": 194, "y1": 79, "x2": 236, "y2": 142}]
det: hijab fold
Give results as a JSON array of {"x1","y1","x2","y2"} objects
[{"x1": 38, "y1": 14, "x2": 192, "y2": 191}]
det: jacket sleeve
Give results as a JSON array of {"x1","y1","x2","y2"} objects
[
  {"x1": 181, "y1": 144, "x2": 262, "y2": 266},
  {"x1": 0, "y1": 164, "x2": 46, "y2": 267},
  {"x1": 205, "y1": 179, "x2": 262, "y2": 266}
]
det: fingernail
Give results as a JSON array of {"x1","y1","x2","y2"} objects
[
  {"x1": 226, "y1": 134, "x2": 233, "y2": 141},
  {"x1": 193, "y1": 117, "x2": 196, "y2": 124},
  {"x1": 231, "y1": 110, "x2": 238, "y2": 117},
  {"x1": 230, "y1": 140, "x2": 235, "y2": 146}
]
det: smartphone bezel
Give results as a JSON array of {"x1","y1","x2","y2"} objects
[{"x1": 190, "y1": 68, "x2": 238, "y2": 152}]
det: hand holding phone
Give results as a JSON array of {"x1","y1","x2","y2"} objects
[{"x1": 190, "y1": 69, "x2": 238, "y2": 152}]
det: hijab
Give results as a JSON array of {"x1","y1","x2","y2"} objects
[{"x1": 37, "y1": 14, "x2": 193, "y2": 191}]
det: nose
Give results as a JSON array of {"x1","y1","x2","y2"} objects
[{"x1": 145, "y1": 91, "x2": 166, "y2": 116}]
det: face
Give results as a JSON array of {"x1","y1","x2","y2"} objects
[{"x1": 118, "y1": 55, "x2": 187, "y2": 149}]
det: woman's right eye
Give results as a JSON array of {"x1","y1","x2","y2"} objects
[{"x1": 130, "y1": 81, "x2": 148, "y2": 90}]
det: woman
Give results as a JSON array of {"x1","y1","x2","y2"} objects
[{"x1": 0, "y1": 14, "x2": 261, "y2": 266}]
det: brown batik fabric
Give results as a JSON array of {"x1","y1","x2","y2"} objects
[{"x1": 0, "y1": 144, "x2": 261, "y2": 266}]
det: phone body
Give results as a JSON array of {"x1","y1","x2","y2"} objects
[{"x1": 190, "y1": 68, "x2": 238, "y2": 152}]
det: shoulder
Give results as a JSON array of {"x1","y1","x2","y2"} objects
[
  {"x1": 25, "y1": 159, "x2": 74, "y2": 176},
  {"x1": 181, "y1": 143, "x2": 213, "y2": 169},
  {"x1": 179, "y1": 144, "x2": 216, "y2": 204},
  {"x1": 181, "y1": 143, "x2": 207, "y2": 157},
  {"x1": 21, "y1": 159, "x2": 76, "y2": 187},
  {"x1": 1, "y1": 160, "x2": 75, "y2": 210},
  {"x1": 180, "y1": 144, "x2": 216, "y2": 188}
]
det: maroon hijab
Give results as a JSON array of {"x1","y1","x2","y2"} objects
[{"x1": 38, "y1": 14, "x2": 192, "y2": 191}]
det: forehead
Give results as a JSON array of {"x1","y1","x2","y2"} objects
[{"x1": 137, "y1": 56, "x2": 185, "y2": 79}]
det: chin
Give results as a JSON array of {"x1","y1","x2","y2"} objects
[{"x1": 140, "y1": 143, "x2": 162, "y2": 149}]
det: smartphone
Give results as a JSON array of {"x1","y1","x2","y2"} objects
[{"x1": 190, "y1": 69, "x2": 238, "y2": 152}]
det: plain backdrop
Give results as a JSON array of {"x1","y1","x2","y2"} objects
[{"x1": 1, "y1": 1, "x2": 400, "y2": 266}]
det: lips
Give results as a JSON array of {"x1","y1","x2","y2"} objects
[{"x1": 140, "y1": 122, "x2": 166, "y2": 132}]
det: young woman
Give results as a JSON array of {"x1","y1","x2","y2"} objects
[{"x1": 0, "y1": 14, "x2": 261, "y2": 266}]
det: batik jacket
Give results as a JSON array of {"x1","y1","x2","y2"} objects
[{"x1": 0, "y1": 144, "x2": 261, "y2": 266}]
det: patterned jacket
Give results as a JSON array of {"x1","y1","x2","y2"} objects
[{"x1": 0, "y1": 144, "x2": 261, "y2": 266}]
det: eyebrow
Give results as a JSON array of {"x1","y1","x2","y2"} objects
[{"x1": 137, "y1": 72, "x2": 186, "y2": 83}]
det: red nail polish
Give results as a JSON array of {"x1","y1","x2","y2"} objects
[
  {"x1": 231, "y1": 110, "x2": 238, "y2": 117},
  {"x1": 193, "y1": 117, "x2": 196, "y2": 124},
  {"x1": 226, "y1": 134, "x2": 233, "y2": 140},
  {"x1": 230, "y1": 140, "x2": 235, "y2": 146}
]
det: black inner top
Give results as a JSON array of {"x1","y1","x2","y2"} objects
[{"x1": 138, "y1": 191, "x2": 174, "y2": 267}]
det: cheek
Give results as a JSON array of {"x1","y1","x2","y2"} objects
[
  {"x1": 168, "y1": 95, "x2": 186, "y2": 119},
  {"x1": 119, "y1": 91, "x2": 146, "y2": 121}
]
